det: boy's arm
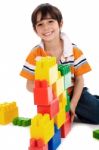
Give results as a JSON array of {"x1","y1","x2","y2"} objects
[
  {"x1": 26, "y1": 80, "x2": 34, "y2": 92},
  {"x1": 70, "y1": 75, "x2": 84, "y2": 122}
]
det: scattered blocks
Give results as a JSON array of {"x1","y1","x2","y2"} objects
[
  {"x1": 1, "y1": 57, "x2": 72, "y2": 150},
  {"x1": 12, "y1": 117, "x2": 31, "y2": 126},
  {"x1": 0, "y1": 101, "x2": 18, "y2": 125},
  {"x1": 93, "y1": 129, "x2": 99, "y2": 140}
]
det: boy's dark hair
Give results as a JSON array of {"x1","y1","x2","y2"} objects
[{"x1": 31, "y1": 3, "x2": 63, "y2": 31}]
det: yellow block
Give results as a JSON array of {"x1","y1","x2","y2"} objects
[
  {"x1": 52, "y1": 75, "x2": 64, "y2": 97},
  {"x1": 54, "y1": 101, "x2": 66, "y2": 129},
  {"x1": 35, "y1": 57, "x2": 58, "y2": 85},
  {"x1": 30, "y1": 113, "x2": 54, "y2": 144},
  {"x1": 59, "y1": 90, "x2": 67, "y2": 108},
  {"x1": 0, "y1": 102, "x2": 18, "y2": 125}
]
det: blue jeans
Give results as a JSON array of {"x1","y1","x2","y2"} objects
[{"x1": 74, "y1": 87, "x2": 99, "y2": 124}]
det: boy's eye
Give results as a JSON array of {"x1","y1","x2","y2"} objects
[
  {"x1": 48, "y1": 20, "x2": 54, "y2": 23},
  {"x1": 37, "y1": 23, "x2": 43, "y2": 26}
]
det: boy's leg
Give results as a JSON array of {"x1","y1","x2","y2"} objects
[{"x1": 75, "y1": 87, "x2": 99, "y2": 124}]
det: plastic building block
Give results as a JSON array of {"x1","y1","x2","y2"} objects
[
  {"x1": 93, "y1": 129, "x2": 99, "y2": 140},
  {"x1": 64, "y1": 72, "x2": 72, "y2": 89},
  {"x1": 35, "y1": 57, "x2": 58, "y2": 85},
  {"x1": 37, "y1": 97, "x2": 59, "y2": 119},
  {"x1": 61, "y1": 112, "x2": 71, "y2": 138},
  {"x1": 28, "y1": 57, "x2": 72, "y2": 149},
  {"x1": 48, "y1": 125, "x2": 61, "y2": 150},
  {"x1": 58, "y1": 64, "x2": 71, "y2": 75},
  {"x1": 52, "y1": 75, "x2": 64, "y2": 97},
  {"x1": 0, "y1": 101, "x2": 18, "y2": 125},
  {"x1": 58, "y1": 64, "x2": 72, "y2": 89},
  {"x1": 59, "y1": 91, "x2": 67, "y2": 108},
  {"x1": 12, "y1": 117, "x2": 31, "y2": 126},
  {"x1": 54, "y1": 101, "x2": 66, "y2": 129},
  {"x1": 28, "y1": 138, "x2": 48, "y2": 150},
  {"x1": 65, "y1": 92, "x2": 71, "y2": 112},
  {"x1": 30, "y1": 114, "x2": 54, "y2": 144},
  {"x1": 34, "y1": 80, "x2": 53, "y2": 105}
]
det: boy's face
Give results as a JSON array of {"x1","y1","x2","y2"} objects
[{"x1": 35, "y1": 12, "x2": 63, "y2": 42}]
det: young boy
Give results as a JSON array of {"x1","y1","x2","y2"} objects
[{"x1": 20, "y1": 3, "x2": 99, "y2": 124}]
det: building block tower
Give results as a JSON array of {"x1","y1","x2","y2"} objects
[{"x1": 29, "y1": 56, "x2": 72, "y2": 150}]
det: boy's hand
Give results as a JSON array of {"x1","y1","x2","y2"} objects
[{"x1": 70, "y1": 102, "x2": 76, "y2": 122}]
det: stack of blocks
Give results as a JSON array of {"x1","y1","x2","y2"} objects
[{"x1": 29, "y1": 56, "x2": 72, "y2": 150}]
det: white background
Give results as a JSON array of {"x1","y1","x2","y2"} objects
[{"x1": 0, "y1": 0, "x2": 99, "y2": 150}]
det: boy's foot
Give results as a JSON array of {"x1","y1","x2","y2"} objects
[{"x1": 94, "y1": 95, "x2": 99, "y2": 99}]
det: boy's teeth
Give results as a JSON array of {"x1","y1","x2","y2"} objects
[{"x1": 44, "y1": 32, "x2": 52, "y2": 36}]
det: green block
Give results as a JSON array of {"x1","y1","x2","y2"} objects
[
  {"x1": 93, "y1": 129, "x2": 99, "y2": 140},
  {"x1": 58, "y1": 64, "x2": 72, "y2": 89},
  {"x1": 17, "y1": 119, "x2": 23, "y2": 126},
  {"x1": 22, "y1": 119, "x2": 31, "y2": 126},
  {"x1": 65, "y1": 104, "x2": 70, "y2": 112},
  {"x1": 12, "y1": 117, "x2": 18, "y2": 125},
  {"x1": 65, "y1": 92, "x2": 71, "y2": 112},
  {"x1": 12, "y1": 117, "x2": 31, "y2": 127},
  {"x1": 58, "y1": 64, "x2": 71, "y2": 75}
]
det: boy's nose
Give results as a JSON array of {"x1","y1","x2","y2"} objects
[{"x1": 43, "y1": 23, "x2": 50, "y2": 30}]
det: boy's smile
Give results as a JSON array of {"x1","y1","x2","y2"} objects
[{"x1": 42, "y1": 31, "x2": 54, "y2": 37}]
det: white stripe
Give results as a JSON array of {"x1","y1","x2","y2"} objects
[
  {"x1": 66, "y1": 56, "x2": 74, "y2": 62},
  {"x1": 24, "y1": 61, "x2": 35, "y2": 70},
  {"x1": 23, "y1": 68, "x2": 35, "y2": 74},
  {"x1": 75, "y1": 60, "x2": 86, "y2": 69},
  {"x1": 74, "y1": 55, "x2": 85, "y2": 66}
]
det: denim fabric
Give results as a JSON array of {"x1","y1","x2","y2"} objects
[{"x1": 75, "y1": 87, "x2": 99, "y2": 124}]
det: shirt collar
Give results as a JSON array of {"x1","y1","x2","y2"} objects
[{"x1": 39, "y1": 32, "x2": 73, "y2": 57}]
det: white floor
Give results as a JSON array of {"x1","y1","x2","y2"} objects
[{"x1": 0, "y1": 121, "x2": 99, "y2": 150}]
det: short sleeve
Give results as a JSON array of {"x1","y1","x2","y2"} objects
[
  {"x1": 73, "y1": 47, "x2": 91, "y2": 76},
  {"x1": 20, "y1": 48, "x2": 37, "y2": 80}
]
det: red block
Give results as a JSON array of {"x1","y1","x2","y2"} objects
[
  {"x1": 37, "y1": 97, "x2": 59, "y2": 119},
  {"x1": 61, "y1": 112, "x2": 71, "y2": 138},
  {"x1": 28, "y1": 138, "x2": 48, "y2": 150},
  {"x1": 34, "y1": 80, "x2": 53, "y2": 105}
]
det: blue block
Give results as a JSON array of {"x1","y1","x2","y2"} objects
[{"x1": 48, "y1": 125, "x2": 61, "y2": 150}]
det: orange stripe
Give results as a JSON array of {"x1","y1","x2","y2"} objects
[
  {"x1": 75, "y1": 63, "x2": 91, "y2": 76},
  {"x1": 20, "y1": 70, "x2": 35, "y2": 80}
]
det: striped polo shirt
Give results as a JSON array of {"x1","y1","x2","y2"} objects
[{"x1": 20, "y1": 32, "x2": 91, "y2": 93}]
